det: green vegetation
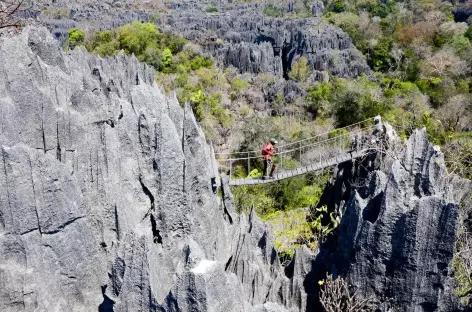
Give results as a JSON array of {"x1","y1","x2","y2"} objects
[
  {"x1": 41, "y1": 7, "x2": 70, "y2": 19},
  {"x1": 264, "y1": 205, "x2": 337, "y2": 261},
  {"x1": 231, "y1": 169, "x2": 335, "y2": 258},
  {"x1": 232, "y1": 170, "x2": 330, "y2": 214},
  {"x1": 205, "y1": 6, "x2": 218, "y2": 13},
  {"x1": 69, "y1": 22, "x2": 233, "y2": 139},
  {"x1": 288, "y1": 56, "x2": 311, "y2": 82},
  {"x1": 263, "y1": 4, "x2": 283, "y2": 18},
  {"x1": 67, "y1": 28, "x2": 85, "y2": 50},
  {"x1": 84, "y1": 22, "x2": 192, "y2": 73},
  {"x1": 320, "y1": 0, "x2": 472, "y2": 179}
]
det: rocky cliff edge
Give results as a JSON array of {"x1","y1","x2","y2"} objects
[{"x1": 0, "y1": 27, "x2": 305, "y2": 312}]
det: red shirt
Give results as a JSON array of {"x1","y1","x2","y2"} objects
[{"x1": 262, "y1": 143, "x2": 274, "y2": 160}]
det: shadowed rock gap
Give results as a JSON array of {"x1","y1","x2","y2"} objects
[
  {"x1": 98, "y1": 285, "x2": 115, "y2": 312},
  {"x1": 150, "y1": 214, "x2": 163, "y2": 244},
  {"x1": 139, "y1": 177, "x2": 155, "y2": 211}
]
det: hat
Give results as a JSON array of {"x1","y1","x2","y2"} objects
[{"x1": 270, "y1": 138, "x2": 278, "y2": 144}]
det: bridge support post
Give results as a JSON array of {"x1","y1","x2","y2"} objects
[
  {"x1": 299, "y1": 141, "x2": 302, "y2": 166},
  {"x1": 247, "y1": 152, "x2": 250, "y2": 175}
]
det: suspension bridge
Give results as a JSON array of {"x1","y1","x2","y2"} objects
[{"x1": 215, "y1": 117, "x2": 385, "y2": 186}]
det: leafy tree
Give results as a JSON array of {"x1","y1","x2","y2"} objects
[
  {"x1": 451, "y1": 36, "x2": 470, "y2": 52},
  {"x1": 231, "y1": 77, "x2": 249, "y2": 93},
  {"x1": 288, "y1": 56, "x2": 311, "y2": 82},
  {"x1": 263, "y1": 4, "x2": 283, "y2": 17},
  {"x1": 118, "y1": 22, "x2": 160, "y2": 56},
  {"x1": 370, "y1": 3, "x2": 390, "y2": 18},
  {"x1": 141, "y1": 42, "x2": 163, "y2": 69},
  {"x1": 331, "y1": 77, "x2": 390, "y2": 126},
  {"x1": 464, "y1": 25, "x2": 472, "y2": 41},
  {"x1": 306, "y1": 82, "x2": 331, "y2": 117},
  {"x1": 370, "y1": 37, "x2": 392, "y2": 72},
  {"x1": 189, "y1": 56, "x2": 213, "y2": 70},
  {"x1": 161, "y1": 48, "x2": 173, "y2": 73},
  {"x1": 68, "y1": 28, "x2": 85, "y2": 50},
  {"x1": 328, "y1": 0, "x2": 345, "y2": 13}
]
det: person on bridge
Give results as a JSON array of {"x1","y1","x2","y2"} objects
[{"x1": 262, "y1": 138, "x2": 277, "y2": 179}]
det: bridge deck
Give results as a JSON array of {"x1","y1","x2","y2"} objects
[{"x1": 228, "y1": 150, "x2": 367, "y2": 186}]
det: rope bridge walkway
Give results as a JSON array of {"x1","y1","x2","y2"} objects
[{"x1": 215, "y1": 117, "x2": 384, "y2": 186}]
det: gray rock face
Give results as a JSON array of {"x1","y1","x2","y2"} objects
[
  {"x1": 1, "y1": 25, "x2": 470, "y2": 312},
  {"x1": 311, "y1": 1, "x2": 324, "y2": 17},
  {"x1": 28, "y1": 0, "x2": 369, "y2": 81},
  {"x1": 0, "y1": 27, "x2": 305, "y2": 312},
  {"x1": 159, "y1": 11, "x2": 370, "y2": 80},
  {"x1": 314, "y1": 129, "x2": 467, "y2": 311}
]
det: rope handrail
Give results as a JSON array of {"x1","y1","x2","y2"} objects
[
  {"x1": 214, "y1": 117, "x2": 375, "y2": 156},
  {"x1": 219, "y1": 126, "x2": 374, "y2": 162}
]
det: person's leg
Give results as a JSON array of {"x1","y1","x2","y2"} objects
[
  {"x1": 263, "y1": 159, "x2": 268, "y2": 177},
  {"x1": 269, "y1": 162, "x2": 276, "y2": 177}
]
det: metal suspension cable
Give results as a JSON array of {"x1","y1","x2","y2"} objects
[
  {"x1": 214, "y1": 117, "x2": 374, "y2": 157},
  {"x1": 274, "y1": 117, "x2": 373, "y2": 149},
  {"x1": 221, "y1": 126, "x2": 374, "y2": 162}
]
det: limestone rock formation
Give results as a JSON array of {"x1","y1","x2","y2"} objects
[
  {"x1": 159, "y1": 10, "x2": 370, "y2": 80},
  {"x1": 27, "y1": 0, "x2": 369, "y2": 81},
  {"x1": 1, "y1": 25, "x2": 471, "y2": 312},
  {"x1": 313, "y1": 129, "x2": 468, "y2": 312},
  {"x1": 0, "y1": 27, "x2": 305, "y2": 312}
]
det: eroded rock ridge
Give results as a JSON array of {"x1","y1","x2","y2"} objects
[{"x1": 0, "y1": 27, "x2": 305, "y2": 312}]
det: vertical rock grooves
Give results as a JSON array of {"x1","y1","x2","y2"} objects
[
  {"x1": 56, "y1": 118, "x2": 61, "y2": 162},
  {"x1": 220, "y1": 175, "x2": 234, "y2": 225},
  {"x1": 311, "y1": 129, "x2": 466, "y2": 312},
  {"x1": 28, "y1": 157, "x2": 42, "y2": 236},
  {"x1": 181, "y1": 105, "x2": 187, "y2": 195},
  {"x1": 139, "y1": 176, "x2": 155, "y2": 211},
  {"x1": 0, "y1": 26, "x2": 469, "y2": 312},
  {"x1": 114, "y1": 204, "x2": 120, "y2": 241}
]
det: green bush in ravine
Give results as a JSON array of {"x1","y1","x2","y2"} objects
[
  {"x1": 67, "y1": 28, "x2": 85, "y2": 50},
  {"x1": 263, "y1": 4, "x2": 283, "y2": 17},
  {"x1": 305, "y1": 82, "x2": 331, "y2": 118},
  {"x1": 232, "y1": 170, "x2": 338, "y2": 262},
  {"x1": 232, "y1": 170, "x2": 331, "y2": 216},
  {"x1": 328, "y1": 0, "x2": 345, "y2": 13},
  {"x1": 205, "y1": 6, "x2": 218, "y2": 13}
]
